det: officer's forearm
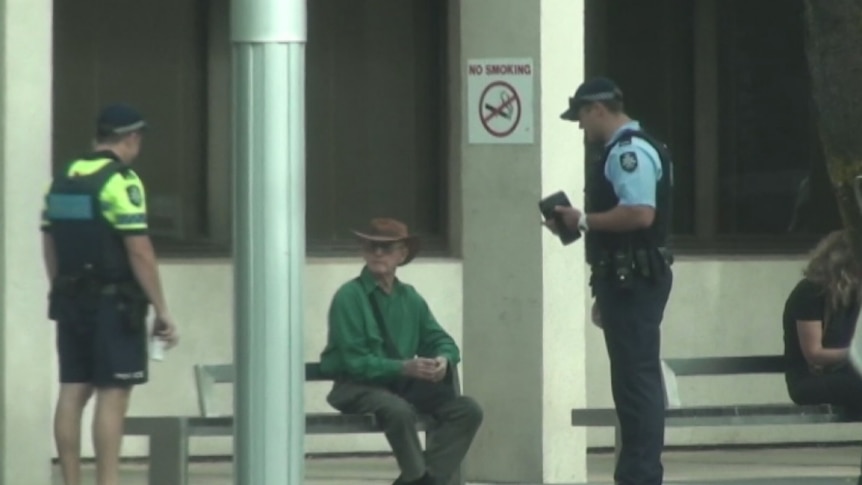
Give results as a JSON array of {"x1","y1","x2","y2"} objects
[
  {"x1": 124, "y1": 236, "x2": 169, "y2": 316},
  {"x1": 41, "y1": 233, "x2": 57, "y2": 281},
  {"x1": 586, "y1": 206, "x2": 654, "y2": 232},
  {"x1": 130, "y1": 254, "x2": 168, "y2": 316}
]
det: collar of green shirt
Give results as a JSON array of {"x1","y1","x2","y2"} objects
[
  {"x1": 84, "y1": 150, "x2": 121, "y2": 162},
  {"x1": 358, "y1": 265, "x2": 403, "y2": 294}
]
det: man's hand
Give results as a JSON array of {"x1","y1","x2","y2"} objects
[
  {"x1": 402, "y1": 358, "x2": 438, "y2": 380},
  {"x1": 541, "y1": 205, "x2": 583, "y2": 234},
  {"x1": 153, "y1": 313, "x2": 179, "y2": 349},
  {"x1": 430, "y1": 356, "x2": 448, "y2": 382},
  {"x1": 554, "y1": 205, "x2": 582, "y2": 230}
]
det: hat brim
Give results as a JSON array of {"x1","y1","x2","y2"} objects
[
  {"x1": 560, "y1": 100, "x2": 587, "y2": 121},
  {"x1": 352, "y1": 231, "x2": 420, "y2": 266}
]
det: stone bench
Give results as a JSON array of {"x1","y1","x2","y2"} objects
[
  {"x1": 571, "y1": 355, "x2": 862, "y2": 468},
  {"x1": 124, "y1": 362, "x2": 465, "y2": 485}
]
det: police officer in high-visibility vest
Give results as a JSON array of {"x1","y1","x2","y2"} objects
[
  {"x1": 41, "y1": 103, "x2": 178, "y2": 485},
  {"x1": 545, "y1": 77, "x2": 674, "y2": 485}
]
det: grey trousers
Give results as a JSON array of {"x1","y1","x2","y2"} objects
[{"x1": 327, "y1": 380, "x2": 483, "y2": 484}]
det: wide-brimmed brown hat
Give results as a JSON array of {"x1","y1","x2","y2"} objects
[{"x1": 352, "y1": 218, "x2": 420, "y2": 266}]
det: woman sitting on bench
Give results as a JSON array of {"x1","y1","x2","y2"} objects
[{"x1": 783, "y1": 229, "x2": 862, "y2": 410}]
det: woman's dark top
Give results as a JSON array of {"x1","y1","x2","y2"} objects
[{"x1": 782, "y1": 278, "x2": 859, "y2": 384}]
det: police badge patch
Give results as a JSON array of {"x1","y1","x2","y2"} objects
[
  {"x1": 126, "y1": 185, "x2": 143, "y2": 207},
  {"x1": 619, "y1": 151, "x2": 638, "y2": 173}
]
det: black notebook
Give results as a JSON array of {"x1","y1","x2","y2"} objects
[{"x1": 539, "y1": 190, "x2": 581, "y2": 245}]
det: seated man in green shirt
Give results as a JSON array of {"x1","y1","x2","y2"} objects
[{"x1": 320, "y1": 218, "x2": 483, "y2": 485}]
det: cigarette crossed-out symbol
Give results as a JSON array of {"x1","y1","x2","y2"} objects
[
  {"x1": 478, "y1": 80, "x2": 522, "y2": 138},
  {"x1": 484, "y1": 92, "x2": 515, "y2": 120}
]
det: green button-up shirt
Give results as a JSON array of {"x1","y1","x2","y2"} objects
[{"x1": 319, "y1": 266, "x2": 461, "y2": 382}]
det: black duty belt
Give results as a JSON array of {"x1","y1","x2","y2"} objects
[
  {"x1": 590, "y1": 247, "x2": 673, "y2": 267},
  {"x1": 589, "y1": 246, "x2": 673, "y2": 288},
  {"x1": 52, "y1": 276, "x2": 144, "y2": 300}
]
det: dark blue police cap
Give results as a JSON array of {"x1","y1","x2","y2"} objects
[
  {"x1": 96, "y1": 103, "x2": 147, "y2": 136},
  {"x1": 560, "y1": 77, "x2": 624, "y2": 121}
]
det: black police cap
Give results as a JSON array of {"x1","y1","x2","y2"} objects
[
  {"x1": 96, "y1": 103, "x2": 147, "y2": 136},
  {"x1": 560, "y1": 77, "x2": 623, "y2": 121}
]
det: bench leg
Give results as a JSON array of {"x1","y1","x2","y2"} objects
[
  {"x1": 858, "y1": 449, "x2": 862, "y2": 485},
  {"x1": 147, "y1": 418, "x2": 189, "y2": 485}
]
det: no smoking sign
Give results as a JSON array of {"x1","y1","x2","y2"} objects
[
  {"x1": 467, "y1": 58, "x2": 534, "y2": 145},
  {"x1": 480, "y1": 81, "x2": 521, "y2": 138}
]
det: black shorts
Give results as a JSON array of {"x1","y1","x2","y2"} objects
[{"x1": 55, "y1": 295, "x2": 149, "y2": 388}]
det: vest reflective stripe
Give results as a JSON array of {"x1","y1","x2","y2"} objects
[{"x1": 45, "y1": 194, "x2": 95, "y2": 220}]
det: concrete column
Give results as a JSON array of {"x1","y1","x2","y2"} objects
[
  {"x1": 460, "y1": 1, "x2": 587, "y2": 483},
  {"x1": 0, "y1": 0, "x2": 55, "y2": 483}
]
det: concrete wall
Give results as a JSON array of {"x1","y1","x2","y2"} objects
[{"x1": 458, "y1": 0, "x2": 588, "y2": 482}]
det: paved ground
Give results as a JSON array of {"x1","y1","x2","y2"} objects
[{"x1": 50, "y1": 446, "x2": 862, "y2": 484}]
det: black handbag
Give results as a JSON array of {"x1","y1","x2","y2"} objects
[{"x1": 366, "y1": 290, "x2": 456, "y2": 414}]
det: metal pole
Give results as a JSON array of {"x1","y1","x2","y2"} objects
[
  {"x1": 851, "y1": 176, "x2": 862, "y2": 376},
  {"x1": 231, "y1": 1, "x2": 306, "y2": 484}
]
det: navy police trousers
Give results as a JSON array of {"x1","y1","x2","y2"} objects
[{"x1": 594, "y1": 270, "x2": 673, "y2": 485}]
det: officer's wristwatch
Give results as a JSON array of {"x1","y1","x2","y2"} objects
[{"x1": 577, "y1": 213, "x2": 589, "y2": 232}]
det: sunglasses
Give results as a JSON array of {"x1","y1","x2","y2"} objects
[{"x1": 363, "y1": 241, "x2": 401, "y2": 254}]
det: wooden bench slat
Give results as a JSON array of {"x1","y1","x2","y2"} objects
[
  {"x1": 126, "y1": 412, "x2": 438, "y2": 438},
  {"x1": 305, "y1": 363, "x2": 329, "y2": 381},
  {"x1": 572, "y1": 403, "x2": 857, "y2": 428},
  {"x1": 663, "y1": 356, "x2": 787, "y2": 376},
  {"x1": 199, "y1": 363, "x2": 333, "y2": 384},
  {"x1": 573, "y1": 403, "x2": 843, "y2": 419}
]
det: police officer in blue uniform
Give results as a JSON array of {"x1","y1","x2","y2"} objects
[
  {"x1": 41, "y1": 103, "x2": 178, "y2": 485},
  {"x1": 546, "y1": 77, "x2": 674, "y2": 485}
]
